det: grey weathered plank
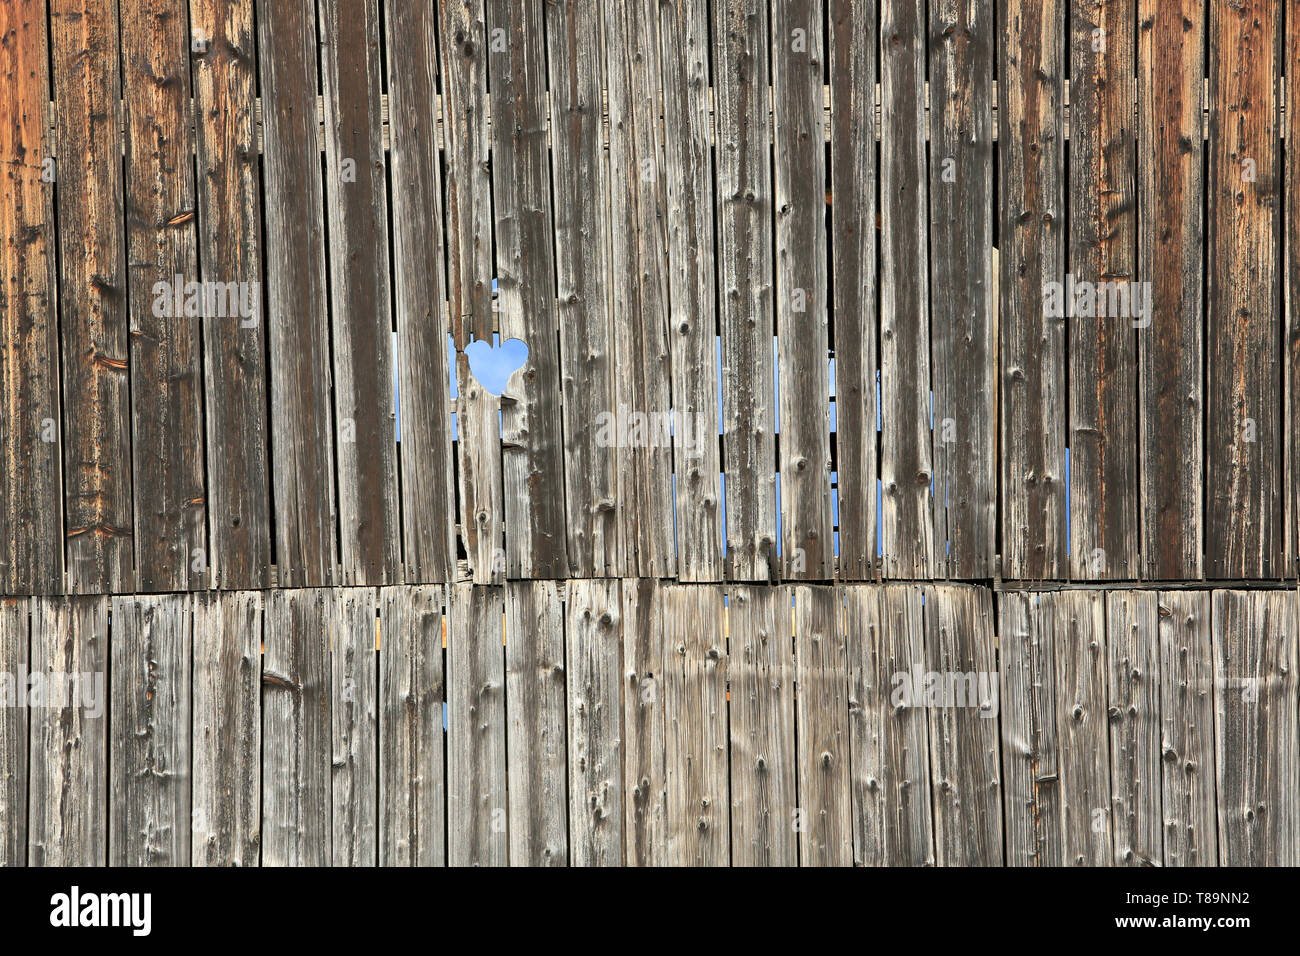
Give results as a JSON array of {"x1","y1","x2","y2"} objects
[
  {"x1": 190, "y1": 0, "x2": 272, "y2": 590},
  {"x1": 484, "y1": 0, "x2": 568, "y2": 579},
  {"x1": 880, "y1": 0, "x2": 934, "y2": 578},
  {"x1": 773, "y1": 0, "x2": 833, "y2": 580},
  {"x1": 1157, "y1": 590, "x2": 1217, "y2": 866},
  {"x1": 795, "y1": 585, "x2": 853, "y2": 865},
  {"x1": 1289, "y1": 7, "x2": 1300, "y2": 585},
  {"x1": 379, "y1": 584, "x2": 446, "y2": 867},
  {"x1": 1212, "y1": 589, "x2": 1299, "y2": 865},
  {"x1": 1068, "y1": 0, "x2": 1138, "y2": 581},
  {"x1": 330, "y1": 587, "x2": 378, "y2": 865},
  {"x1": 122, "y1": 0, "x2": 206, "y2": 592},
  {"x1": 109, "y1": 594, "x2": 191, "y2": 866},
  {"x1": 439, "y1": 0, "x2": 503, "y2": 585},
  {"x1": 447, "y1": 582, "x2": 508, "y2": 865},
  {"x1": 545, "y1": 0, "x2": 619, "y2": 579},
  {"x1": 1206, "y1": 0, "x2": 1284, "y2": 578},
  {"x1": 928, "y1": 0, "x2": 994, "y2": 579},
  {"x1": 504, "y1": 581, "x2": 568, "y2": 865},
  {"x1": 662, "y1": 584, "x2": 729, "y2": 865},
  {"x1": 660, "y1": 0, "x2": 723, "y2": 582},
  {"x1": 566, "y1": 579, "x2": 624, "y2": 866},
  {"x1": 192, "y1": 591, "x2": 262, "y2": 867},
  {"x1": 383, "y1": 0, "x2": 455, "y2": 584},
  {"x1": 1105, "y1": 590, "x2": 1161, "y2": 865},
  {"x1": 28, "y1": 596, "x2": 108, "y2": 865},
  {"x1": 621, "y1": 578, "x2": 666, "y2": 866},
  {"x1": 923, "y1": 585, "x2": 1002, "y2": 865},
  {"x1": 319, "y1": 0, "x2": 400, "y2": 586},
  {"x1": 713, "y1": 0, "x2": 777, "y2": 581},
  {"x1": 998, "y1": 0, "x2": 1066, "y2": 579},
  {"x1": 1137, "y1": 0, "x2": 1204, "y2": 580},
  {"x1": 828, "y1": 0, "x2": 878, "y2": 581},
  {"x1": 0, "y1": 598, "x2": 28, "y2": 865},
  {"x1": 51, "y1": 0, "x2": 133, "y2": 593},
  {"x1": 257, "y1": 0, "x2": 337, "y2": 587},
  {"x1": 727, "y1": 584, "x2": 796, "y2": 866},
  {"x1": 0, "y1": 0, "x2": 63, "y2": 595},
  {"x1": 262, "y1": 588, "x2": 331, "y2": 866}
]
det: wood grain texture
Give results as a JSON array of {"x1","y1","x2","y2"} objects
[
  {"x1": 713, "y1": 0, "x2": 777, "y2": 581},
  {"x1": 1288, "y1": 3, "x2": 1300, "y2": 583},
  {"x1": 190, "y1": 0, "x2": 272, "y2": 590},
  {"x1": 1206, "y1": 0, "x2": 1284, "y2": 578},
  {"x1": 379, "y1": 585, "x2": 446, "y2": 867},
  {"x1": 28, "y1": 596, "x2": 107, "y2": 865},
  {"x1": 51, "y1": 0, "x2": 134, "y2": 593},
  {"x1": 192, "y1": 591, "x2": 261, "y2": 867},
  {"x1": 622, "y1": 578, "x2": 666, "y2": 866},
  {"x1": 257, "y1": 0, "x2": 337, "y2": 587},
  {"x1": 880, "y1": 0, "x2": 934, "y2": 578},
  {"x1": 0, "y1": 0, "x2": 63, "y2": 594},
  {"x1": 109, "y1": 594, "x2": 191, "y2": 865},
  {"x1": 122, "y1": 0, "x2": 206, "y2": 592},
  {"x1": 1212, "y1": 589, "x2": 1298, "y2": 865},
  {"x1": 727, "y1": 584, "x2": 796, "y2": 866},
  {"x1": 998, "y1": 0, "x2": 1066, "y2": 579},
  {"x1": 566, "y1": 579, "x2": 624, "y2": 866},
  {"x1": 262, "y1": 588, "x2": 331, "y2": 866},
  {"x1": 504, "y1": 581, "x2": 568, "y2": 865},
  {"x1": 330, "y1": 587, "x2": 377, "y2": 865},
  {"x1": 1137, "y1": 0, "x2": 1204, "y2": 580},
  {"x1": 447, "y1": 582, "x2": 507, "y2": 865},
  {"x1": 662, "y1": 584, "x2": 729, "y2": 864},
  {"x1": 0, "y1": 599, "x2": 28, "y2": 865},
  {"x1": 1105, "y1": 590, "x2": 1161, "y2": 865},
  {"x1": 828, "y1": 0, "x2": 878, "y2": 581},
  {"x1": 383, "y1": 0, "x2": 455, "y2": 584}
]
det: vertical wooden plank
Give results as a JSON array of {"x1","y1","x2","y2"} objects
[
  {"x1": 257, "y1": 0, "x2": 337, "y2": 587},
  {"x1": 727, "y1": 584, "x2": 796, "y2": 866},
  {"x1": 928, "y1": 0, "x2": 995, "y2": 579},
  {"x1": 621, "y1": 578, "x2": 666, "y2": 866},
  {"x1": 379, "y1": 584, "x2": 446, "y2": 867},
  {"x1": 28, "y1": 596, "x2": 107, "y2": 865},
  {"x1": 713, "y1": 0, "x2": 777, "y2": 581},
  {"x1": 331, "y1": 587, "x2": 378, "y2": 865},
  {"x1": 1137, "y1": 0, "x2": 1204, "y2": 580},
  {"x1": 484, "y1": 0, "x2": 568, "y2": 579},
  {"x1": 566, "y1": 579, "x2": 624, "y2": 866},
  {"x1": 924, "y1": 585, "x2": 1002, "y2": 865},
  {"x1": 880, "y1": 0, "x2": 935, "y2": 578},
  {"x1": 504, "y1": 580, "x2": 568, "y2": 865},
  {"x1": 660, "y1": 0, "x2": 723, "y2": 581},
  {"x1": 998, "y1": 0, "x2": 1066, "y2": 579},
  {"x1": 0, "y1": 0, "x2": 63, "y2": 595},
  {"x1": 190, "y1": 0, "x2": 272, "y2": 590},
  {"x1": 0, "y1": 599, "x2": 28, "y2": 866},
  {"x1": 192, "y1": 591, "x2": 261, "y2": 867},
  {"x1": 606, "y1": 0, "x2": 676, "y2": 578},
  {"x1": 447, "y1": 582, "x2": 508, "y2": 865},
  {"x1": 1157, "y1": 590, "x2": 1217, "y2": 865},
  {"x1": 51, "y1": 0, "x2": 133, "y2": 593},
  {"x1": 262, "y1": 588, "x2": 331, "y2": 866},
  {"x1": 545, "y1": 0, "x2": 619, "y2": 579},
  {"x1": 319, "y1": 0, "x2": 399, "y2": 586},
  {"x1": 828, "y1": 0, "x2": 878, "y2": 581},
  {"x1": 109, "y1": 594, "x2": 191, "y2": 865},
  {"x1": 663, "y1": 584, "x2": 729, "y2": 865},
  {"x1": 1207, "y1": 0, "x2": 1283, "y2": 578},
  {"x1": 1288, "y1": 1, "x2": 1300, "y2": 582},
  {"x1": 844, "y1": 585, "x2": 885, "y2": 863},
  {"x1": 121, "y1": 0, "x2": 206, "y2": 592},
  {"x1": 795, "y1": 585, "x2": 853, "y2": 865},
  {"x1": 1105, "y1": 590, "x2": 1162, "y2": 865},
  {"x1": 773, "y1": 0, "x2": 833, "y2": 579},
  {"x1": 383, "y1": 0, "x2": 455, "y2": 583},
  {"x1": 1069, "y1": 0, "x2": 1138, "y2": 580},
  {"x1": 1212, "y1": 589, "x2": 1299, "y2": 865},
  {"x1": 439, "y1": 0, "x2": 504, "y2": 585}
]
